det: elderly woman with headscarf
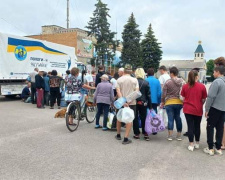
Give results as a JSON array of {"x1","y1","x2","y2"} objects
[
  {"x1": 133, "y1": 68, "x2": 152, "y2": 141},
  {"x1": 94, "y1": 74, "x2": 114, "y2": 131}
]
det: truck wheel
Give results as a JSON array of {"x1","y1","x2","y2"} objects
[{"x1": 5, "y1": 95, "x2": 18, "y2": 98}]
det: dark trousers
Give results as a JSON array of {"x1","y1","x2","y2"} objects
[
  {"x1": 185, "y1": 114, "x2": 202, "y2": 142},
  {"x1": 133, "y1": 104, "x2": 147, "y2": 135},
  {"x1": 152, "y1": 103, "x2": 158, "y2": 114},
  {"x1": 165, "y1": 104, "x2": 183, "y2": 132},
  {"x1": 207, "y1": 107, "x2": 225, "y2": 150},
  {"x1": 50, "y1": 89, "x2": 61, "y2": 107},
  {"x1": 31, "y1": 82, "x2": 36, "y2": 103},
  {"x1": 96, "y1": 103, "x2": 110, "y2": 128},
  {"x1": 36, "y1": 88, "x2": 44, "y2": 108},
  {"x1": 44, "y1": 91, "x2": 50, "y2": 106}
]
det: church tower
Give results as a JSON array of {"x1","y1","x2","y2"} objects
[{"x1": 194, "y1": 41, "x2": 205, "y2": 62}]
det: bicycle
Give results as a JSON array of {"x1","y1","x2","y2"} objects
[{"x1": 65, "y1": 94, "x2": 97, "y2": 132}]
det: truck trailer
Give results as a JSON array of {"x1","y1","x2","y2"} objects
[{"x1": 0, "y1": 32, "x2": 78, "y2": 96}]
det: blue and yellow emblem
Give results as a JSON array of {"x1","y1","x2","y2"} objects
[
  {"x1": 14, "y1": 45, "x2": 27, "y2": 61},
  {"x1": 8, "y1": 37, "x2": 67, "y2": 60}
]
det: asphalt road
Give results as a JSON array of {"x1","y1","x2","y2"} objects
[{"x1": 0, "y1": 94, "x2": 224, "y2": 180}]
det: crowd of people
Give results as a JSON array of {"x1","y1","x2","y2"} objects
[{"x1": 21, "y1": 56, "x2": 225, "y2": 155}]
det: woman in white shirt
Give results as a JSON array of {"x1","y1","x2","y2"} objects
[{"x1": 110, "y1": 72, "x2": 119, "y2": 97}]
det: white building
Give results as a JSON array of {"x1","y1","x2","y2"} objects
[{"x1": 159, "y1": 41, "x2": 206, "y2": 81}]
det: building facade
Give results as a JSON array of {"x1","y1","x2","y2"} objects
[
  {"x1": 27, "y1": 25, "x2": 95, "y2": 64},
  {"x1": 159, "y1": 41, "x2": 206, "y2": 82}
]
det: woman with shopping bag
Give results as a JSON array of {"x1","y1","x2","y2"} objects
[
  {"x1": 133, "y1": 68, "x2": 152, "y2": 141},
  {"x1": 94, "y1": 74, "x2": 114, "y2": 131}
]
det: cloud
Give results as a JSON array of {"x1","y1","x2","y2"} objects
[{"x1": 0, "y1": 0, "x2": 224, "y2": 60}]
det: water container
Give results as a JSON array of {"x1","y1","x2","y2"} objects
[
  {"x1": 114, "y1": 97, "x2": 127, "y2": 109},
  {"x1": 126, "y1": 91, "x2": 142, "y2": 103}
]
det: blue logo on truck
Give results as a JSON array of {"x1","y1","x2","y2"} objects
[{"x1": 14, "y1": 45, "x2": 27, "y2": 61}]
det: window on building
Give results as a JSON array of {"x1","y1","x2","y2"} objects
[
  {"x1": 201, "y1": 53, "x2": 203, "y2": 57},
  {"x1": 198, "y1": 54, "x2": 199, "y2": 57}
]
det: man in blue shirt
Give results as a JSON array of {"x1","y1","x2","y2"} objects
[
  {"x1": 21, "y1": 82, "x2": 31, "y2": 102},
  {"x1": 145, "y1": 68, "x2": 161, "y2": 113}
]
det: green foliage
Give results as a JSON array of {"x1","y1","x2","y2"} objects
[
  {"x1": 206, "y1": 59, "x2": 214, "y2": 75},
  {"x1": 86, "y1": 0, "x2": 118, "y2": 65},
  {"x1": 141, "y1": 24, "x2": 162, "y2": 71},
  {"x1": 121, "y1": 13, "x2": 142, "y2": 68},
  {"x1": 206, "y1": 59, "x2": 214, "y2": 80}
]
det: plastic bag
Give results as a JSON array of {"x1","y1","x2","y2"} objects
[
  {"x1": 117, "y1": 107, "x2": 134, "y2": 123},
  {"x1": 87, "y1": 89, "x2": 95, "y2": 103},
  {"x1": 145, "y1": 109, "x2": 166, "y2": 135},
  {"x1": 126, "y1": 91, "x2": 142, "y2": 103},
  {"x1": 107, "y1": 112, "x2": 115, "y2": 129},
  {"x1": 65, "y1": 93, "x2": 82, "y2": 101},
  {"x1": 158, "y1": 107, "x2": 168, "y2": 128}
]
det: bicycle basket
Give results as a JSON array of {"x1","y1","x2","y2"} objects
[{"x1": 87, "y1": 89, "x2": 95, "y2": 103}]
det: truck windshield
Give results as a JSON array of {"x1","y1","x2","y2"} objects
[{"x1": 77, "y1": 64, "x2": 86, "y2": 72}]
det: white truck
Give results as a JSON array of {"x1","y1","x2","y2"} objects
[{"x1": 0, "y1": 32, "x2": 78, "y2": 96}]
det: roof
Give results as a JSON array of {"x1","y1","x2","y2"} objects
[
  {"x1": 195, "y1": 44, "x2": 205, "y2": 53},
  {"x1": 160, "y1": 60, "x2": 206, "y2": 69},
  {"x1": 42, "y1": 25, "x2": 65, "y2": 29}
]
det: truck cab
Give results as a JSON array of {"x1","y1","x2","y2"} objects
[{"x1": 76, "y1": 62, "x2": 87, "y2": 73}]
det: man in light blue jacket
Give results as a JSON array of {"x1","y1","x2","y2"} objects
[{"x1": 146, "y1": 68, "x2": 161, "y2": 113}]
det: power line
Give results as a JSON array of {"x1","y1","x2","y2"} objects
[
  {"x1": 0, "y1": 18, "x2": 28, "y2": 34},
  {"x1": 70, "y1": 0, "x2": 82, "y2": 28},
  {"x1": 50, "y1": 0, "x2": 60, "y2": 25},
  {"x1": 72, "y1": 0, "x2": 87, "y2": 28}
]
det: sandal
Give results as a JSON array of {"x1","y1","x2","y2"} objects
[{"x1": 221, "y1": 146, "x2": 225, "y2": 150}]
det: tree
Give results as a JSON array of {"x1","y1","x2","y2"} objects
[
  {"x1": 141, "y1": 24, "x2": 162, "y2": 71},
  {"x1": 86, "y1": 0, "x2": 118, "y2": 67},
  {"x1": 206, "y1": 59, "x2": 214, "y2": 80},
  {"x1": 121, "y1": 13, "x2": 142, "y2": 68}
]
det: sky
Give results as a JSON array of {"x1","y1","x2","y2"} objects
[{"x1": 0, "y1": 0, "x2": 224, "y2": 60}]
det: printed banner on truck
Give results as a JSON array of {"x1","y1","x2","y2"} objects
[{"x1": 0, "y1": 33, "x2": 77, "y2": 79}]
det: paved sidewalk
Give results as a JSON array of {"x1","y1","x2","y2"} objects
[{"x1": 0, "y1": 96, "x2": 224, "y2": 180}]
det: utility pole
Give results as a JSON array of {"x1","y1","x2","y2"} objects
[{"x1": 67, "y1": 0, "x2": 69, "y2": 29}]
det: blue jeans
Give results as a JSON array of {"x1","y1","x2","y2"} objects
[
  {"x1": 165, "y1": 104, "x2": 183, "y2": 132},
  {"x1": 96, "y1": 103, "x2": 110, "y2": 128}
]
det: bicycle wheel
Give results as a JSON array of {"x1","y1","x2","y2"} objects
[
  {"x1": 66, "y1": 102, "x2": 81, "y2": 132},
  {"x1": 85, "y1": 104, "x2": 97, "y2": 123}
]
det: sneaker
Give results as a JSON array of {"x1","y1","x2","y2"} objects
[
  {"x1": 176, "y1": 135, "x2": 182, "y2": 141},
  {"x1": 215, "y1": 149, "x2": 223, "y2": 155},
  {"x1": 133, "y1": 135, "x2": 140, "y2": 140},
  {"x1": 167, "y1": 136, "x2": 173, "y2": 141},
  {"x1": 58, "y1": 106, "x2": 61, "y2": 109},
  {"x1": 152, "y1": 133, "x2": 157, "y2": 135},
  {"x1": 144, "y1": 134, "x2": 150, "y2": 141},
  {"x1": 115, "y1": 135, "x2": 122, "y2": 140},
  {"x1": 144, "y1": 136, "x2": 150, "y2": 141},
  {"x1": 188, "y1": 145, "x2": 194, "y2": 152},
  {"x1": 95, "y1": 125, "x2": 102, "y2": 129},
  {"x1": 102, "y1": 127, "x2": 108, "y2": 131},
  {"x1": 122, "y1": 139, "x2": 132, "y2": 145},
  {"x1": 183, "y1": 132, "x2": 188, "y2": 137},
  {"x1": 50, "y1": 107, "x2": 54, "y2": 109},
  {"x1": 194, "y1": 144, "x2": 200, "y2": 149},
  {"x1": 204, "y1": 147, "x2": 214, "y2": 156}
]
